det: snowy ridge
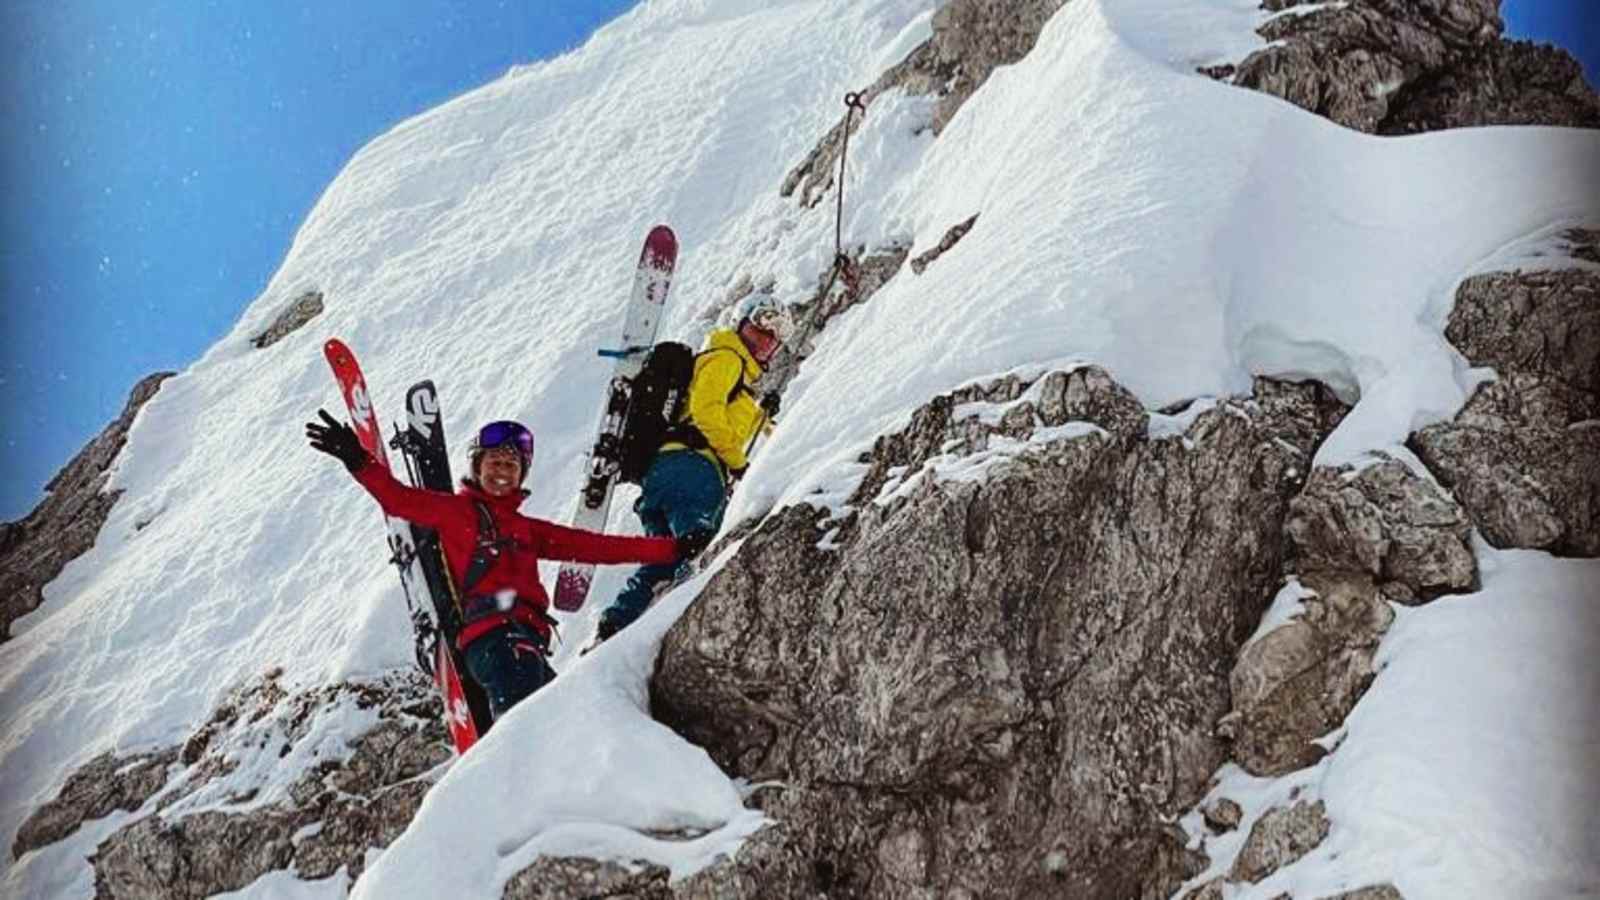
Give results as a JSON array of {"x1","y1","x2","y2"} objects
[{"x1": 3, "y1": 0, "x2": 1598, "y2": 897}]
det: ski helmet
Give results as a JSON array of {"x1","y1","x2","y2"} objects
[
  {"x1": 469, "y1": 420, "x2": 534, "y2": 483},
  {"x1": 732, "y1": 293, "x2": 796, "y2": 342}
]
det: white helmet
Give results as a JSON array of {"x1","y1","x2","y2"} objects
[{"x1": 732, "y1": 292, "x2": 796, "y2": 342}]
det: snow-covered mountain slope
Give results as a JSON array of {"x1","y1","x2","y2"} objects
[{"x1": 3, "y1": 0, "x2": 1597, "y2": 897}]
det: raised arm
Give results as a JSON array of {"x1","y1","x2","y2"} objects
[
  {"x1": 531, "y1": 518, "x2": 680, "y2": 566},
  {"x1": 306, "y1": 409, "x2": 467, "y2": 532}
]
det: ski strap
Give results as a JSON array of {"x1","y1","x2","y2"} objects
[{"x1": 462, "y1": 499, "x2": 510, "y2": 594}]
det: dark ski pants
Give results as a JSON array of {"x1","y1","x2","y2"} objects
[
  {"x1": 601, "y1": 449, "x2": 725, "y2": 634},
  {"x1": 463, "y1": 625, "x2": 556, "y2": 721}
]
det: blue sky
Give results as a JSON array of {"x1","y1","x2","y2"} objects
[
  {"x1": 1, "y1": 1, "x2": 635, "y2": 520},
  {"x1": 0, "y1": 1, "x2": 1595, "y2": 521}
]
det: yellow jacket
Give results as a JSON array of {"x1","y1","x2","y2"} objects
[{"x1": 662, "y1": 328, "x2": 767, "y2": 474}]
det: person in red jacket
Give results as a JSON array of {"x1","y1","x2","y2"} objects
[{"x1": 306, "y1": 412, "x2": 709, "y2": 720}]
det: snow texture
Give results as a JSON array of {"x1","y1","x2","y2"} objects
[{"x1": 2, "y1": 0, "x2": 1597, "y2": 897}]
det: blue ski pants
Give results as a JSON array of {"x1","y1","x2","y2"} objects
[
  {"x1": 600, "y1": 450, "x2": 726, "y2": 634},
  {"x1": 463, "y1": 624, "x2": 556, "y2": 721}
]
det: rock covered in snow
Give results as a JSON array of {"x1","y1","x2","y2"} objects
[
  {"x1": 12, "y1": 749, "x2": 179, "y2": 861},
  {"x1": 1413, "y1": 251, "x2": 1600, "y2": 556},
  {"x1": 1222, "y1": 573, "x2": 1394, "y2": 776},
  {"x1": 18, "y1": 671, "x2": 449, "y2": 898},
  {"x1": 652, "y1": 367, "x2": 1339, "y2": 899},
  {"x1": 1224, "y1": 0, "x2": 1600, "y2": 134},
  {"x1": 503, "y1": 856, "x2": 671, "y2": 899},
  {"x1": 1229, "y1": 798, "x2": 1330, "y2": 884},
  {"x1": 1325, "y1": 886, "x2": 1405, "y2": 899},
  {"x1": 1201, "y1": 797, "x2": 1243, "y2": 834},
  {"x1": 0, "y1": 372, "x2": 172, "y2": 642},
  {"x1": 251, "y1": 290, "x2": 326, "y2": 350}
]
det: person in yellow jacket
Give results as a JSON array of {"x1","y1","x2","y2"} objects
[{"x1": 594, "y1": 293, "x2": 793, "y2": 642}]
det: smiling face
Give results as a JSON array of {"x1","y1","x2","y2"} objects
[{"x1": 474, "y1": 447, "x2": 524, "y2": 497}]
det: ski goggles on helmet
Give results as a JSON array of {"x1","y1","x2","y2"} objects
[
  {"x1": 472, "y1": 420, "x2": 533, "y2": 458},
  {"x1": 738, "y1": 318, "x2": 783, "y2": 365},
  {"x1": 747, "y1": 304, "x2": 795, "y2": 342}
]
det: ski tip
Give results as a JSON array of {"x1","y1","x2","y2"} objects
[
  {"x1": 323, "y1": 337, "x2": 352, "y2": 361},
  {"x1": 645, "y1": 225, "x2": 677, "y2": 255}
]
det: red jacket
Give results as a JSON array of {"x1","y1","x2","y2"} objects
[{"x1": 353, "y1": 463, "x2": 678, "y2": 647}]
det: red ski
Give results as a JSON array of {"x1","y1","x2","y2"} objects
[{"x1": 324, "y1": 339, "x2": 480, "y2": 754}]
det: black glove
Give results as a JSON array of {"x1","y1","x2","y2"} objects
[
  {"x1": 675, "y1": 528, "x2": 716, "y2": 562},
  {"x1": 305, "y1": 409, "x2": 371, "y2": 473},
  {"x1": 760, "y1": 391, "x2": 781, "y2": 419}
]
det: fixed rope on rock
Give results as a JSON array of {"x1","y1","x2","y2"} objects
[
  {"x1": 829, "y1": 91, "x2": 869, "y2": 301},
  {"x1": 799, "y1": 90, "x2": 869, "y2": 351}
]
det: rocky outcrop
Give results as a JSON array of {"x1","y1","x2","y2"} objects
[
  {"x1": 504, "y1": 857, "x2": 672, "y2": 899},
  {"x1": 1222, "y1": 0, "x2": 1600, "y2": 134},
  {"x1": 12, "y1": 749, "x2": 179, "y2": 859},
  {"x1": 252, "y1": 290, "x2": 325, "y2": 349},
  {"x1": 1221, "y1": 574, "x2": 1393, "y2": 776},
  {"x1": 783, "y1": 0, "x2": 1069, "y2": 207},
  {"x1": 1229, "y1": 798, "x2": 1330, "y2": 884},
  {"x1": 0, "y1": 372, "x2": 173, "y2": 642},
  {"x1": 16, "y1": 670, "x2": 449, "y2": 899},
  {"x1": 1286, "y1": 459, "x2": 1477, "y2": 598},
  {"x1": 1382, "y1": 39, "x2": 1600, "y2": 133},
  {"x1": 910, "y1": 214, "x2": 979, "y2": 275},
  {"x1": 1217, "y1": 450, "x2": 1473, "y2": 777},
  {"x1": 1201, "y1": 797, "x2": 1243, "y2": 834},
  {"x1": 1328, "y1": 886, "x2": 1405, "y2": 900},
  {"x1": 1413, "y1": 251, "x2": 1600, "y2": 556},
  {"x1": 652, "y1": 367, "x2": 1345, "y2": 899}
]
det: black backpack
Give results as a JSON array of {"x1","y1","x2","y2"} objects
[{"x1": 617, "y1": 342, "x2": 750, "y2": 484}]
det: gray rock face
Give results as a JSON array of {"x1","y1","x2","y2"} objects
[
  {"x1": 251, "y1": 290, "x2": 325, "y2": 349},
  {"x1": 1382, "y1": 39, "x2": 1600, "y2": 133},
  {"x1": 1, "y1": 372, "x2": 173, "y2": 642},
  {"x1": 1444, "y1": 264, "x2": 1600, "y2": 394},
  {"x1": 1412, "y1": 257, "x2": 1600, "y2": 556},
  {"x1": 782, "y1": 0, "x2": 1068, "y2": 207},
  {"x1": 652, "y1": 368, "x2": 1337, "y2": 899},
  {"x1": 1229, "y1": 799, "x2": 1330, "y2": 884},
  {"x1": 12, "y1": 749, "x2": 179, "y2": 860},
  {"x1": 1228, "y1": 0, "x2": 1600, "y2": 133},
  {"x1": 1223, "y1": 573, "x2": 1394, "y2": 776},
  {"x1": 18, "y1": 671, "x2": 450, "y2": 898},
  {"x1": 1286, "y1": 459, "x2": 1477, "y2": 597}
]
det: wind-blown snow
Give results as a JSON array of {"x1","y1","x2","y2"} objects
[{"x1": 3, "y1": 0, "x2": 1597, "y2": 897}]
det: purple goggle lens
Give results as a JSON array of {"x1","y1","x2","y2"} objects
[{"x1": 476, "y1": 420, "x2": 533, "y2": 456}]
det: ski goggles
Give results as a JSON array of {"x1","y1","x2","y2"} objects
[
  {"x1": 738, "y1": 319, "x2": 783, "y2": 364},
  {"x1": 748, "y1": 305, "x2": 795, "y2": 342},
  {"x1": 474, "y1": 420, "x2": 533, "y2": 457}
]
